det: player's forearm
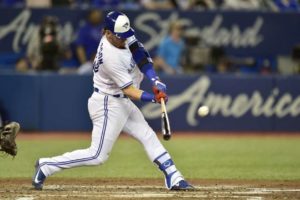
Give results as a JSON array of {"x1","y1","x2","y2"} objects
[
  {"x1": 127, "y1": 36, "x2": 159, "y2": 83},
  {"x1": 127, "y1": 36, "x2": 167, "y2": 93},
  {"x1": 122, "y1": 85, "x2": 154, "y2": 102},
  {"x1": 123, "y1": 85, "x2": 143, "y2": 100}
]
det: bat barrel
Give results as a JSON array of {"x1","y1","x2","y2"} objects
[{"x1": 161, "y1": 98, "x2": 171, "y2": 141}]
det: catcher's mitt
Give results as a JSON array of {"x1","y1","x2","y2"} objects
[{"x1": 0, "y1": 122, "x2": 20, "y2": 156}]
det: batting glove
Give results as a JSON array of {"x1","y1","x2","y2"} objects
[
  {"x1": 152, "y1": 78, "x2": 167, "y2": 93},
  {"x1": 153, "y1": 89, "x2": 168, "y2": 104}
]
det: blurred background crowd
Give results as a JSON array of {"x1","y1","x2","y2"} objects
[
  {"x1": 0, "y1": 0, "x2": 300, "y2": 75},
  {"x1": 1, "y1": 0, "x2": 300, "y2": 11}
]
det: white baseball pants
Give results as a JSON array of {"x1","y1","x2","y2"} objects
[{"x1": 39, "y1": 92, "x2": 167, "y2": 176}]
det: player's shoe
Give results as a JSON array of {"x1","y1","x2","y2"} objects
[
  {"x1": 32, "y1": 159, "x2": 46, "y2": 190},
  {"x1": 164, "y1": 171, "x2": 183, "y2": 189},
  {"x1": 171, "y1": 180, "x2": 195, "y2": 191},
  {"x1": 164, "y1": 171, "x2": 194, "y2": 190}
]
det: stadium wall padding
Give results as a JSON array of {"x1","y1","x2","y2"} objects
[{"x1": 0, "y1": 73, "x2": 300, "y2": 132}]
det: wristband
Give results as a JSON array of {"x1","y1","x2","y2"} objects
[{"x1": 141, "y1": 91, "x2": 155, "y2": 103}]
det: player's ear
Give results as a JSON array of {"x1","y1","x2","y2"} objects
[{"x1": 105, "y1": 30, "x2": 112, "y2": 38}]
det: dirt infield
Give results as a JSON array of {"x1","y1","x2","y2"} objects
[{"x1": 1, "y1": 178, "x2": 300, "y2": 200}]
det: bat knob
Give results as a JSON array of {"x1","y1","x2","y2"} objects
[{"x1": 163, "y1": 134, "x2": 171, "y2": 141}]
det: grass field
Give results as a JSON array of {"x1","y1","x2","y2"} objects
[
  {"x1": 1, "y1": 133, "x2": 300, "y2": 180},
  {"x1": 1, "y1": 132, "x2": 300, "y2": 199}
]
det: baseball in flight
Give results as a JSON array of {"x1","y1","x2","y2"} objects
[{"x1": 198, "y1": 106, "x2": 209, "y2": 117}]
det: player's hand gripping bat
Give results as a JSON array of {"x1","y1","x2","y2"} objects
[{"x1": 161, "y1": 98, "x2": 171, "y2": 140}]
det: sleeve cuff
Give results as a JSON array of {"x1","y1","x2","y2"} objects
[{"x1": 120, "y1": 81, "x2": 133, "y2": 89}]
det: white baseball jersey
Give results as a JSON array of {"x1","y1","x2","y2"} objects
[{"x1": 93, "y1": 35, "x2": 143, "y2": 95}]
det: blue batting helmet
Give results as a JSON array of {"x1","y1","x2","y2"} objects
[{"x1": 104, "y1": 11, "x2": 134, "y2": 39}]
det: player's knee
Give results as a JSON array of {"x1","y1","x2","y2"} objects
[
  {"x1": 92, "y1": 154, "x2": 109, "y2": 165},
  {"x1": 87, "y1": 147, "x2": 110, "y2": 165}
]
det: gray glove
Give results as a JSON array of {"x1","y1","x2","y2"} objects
[{"x1": 0, "y1": 122, "x2": 20, "y2": 156}]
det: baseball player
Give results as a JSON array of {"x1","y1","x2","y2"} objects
[{"x1": 32, "y1": 11, "x2": 193, "y2": 191}]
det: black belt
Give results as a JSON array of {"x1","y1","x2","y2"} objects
[{"x1": 94, "y1": 87, "x2": 128, "y2": 98}]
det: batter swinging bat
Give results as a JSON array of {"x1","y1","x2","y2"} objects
[{"x1": 161, "y1": 98, "x2": 171, "y2": 140}]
